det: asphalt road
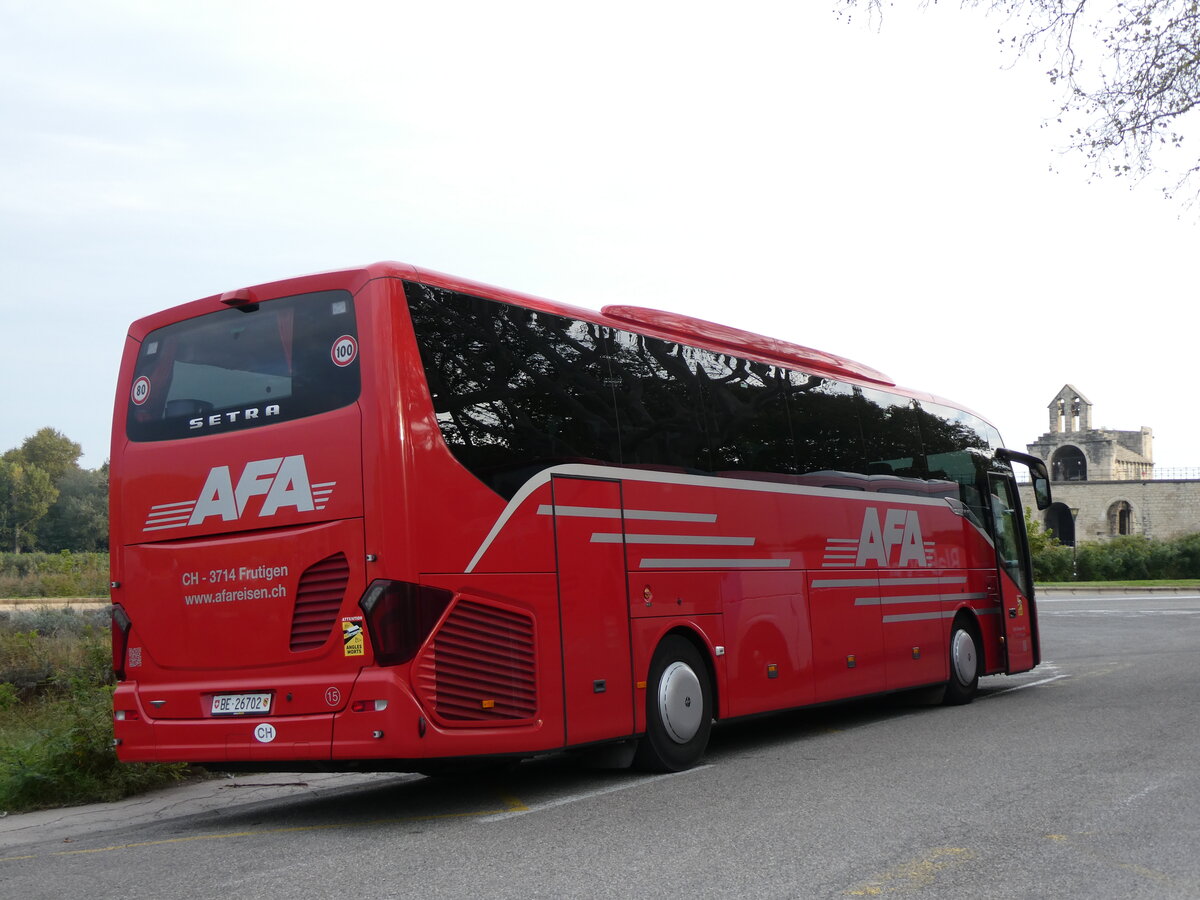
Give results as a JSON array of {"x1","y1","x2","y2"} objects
[{"x1": 3, "y1": 590, "x2": 1199, "y2": 899}]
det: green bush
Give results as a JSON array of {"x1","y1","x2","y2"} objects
[
  {"x1": 0, "y1": 609, "x2": 187, "y2": 812},
  {"x1": 1068, "y1": 532, "x2": 1200, "y2": 582},
  {"x1": 0, "y1": 552, "x2": 108, "y2": 598},
  {"x1": 1025, "y1": 507, "x2": 1075, "y2": 582},
  {"x1": 1032, "y1": 542, "x2": 1074, "y2": 582}
]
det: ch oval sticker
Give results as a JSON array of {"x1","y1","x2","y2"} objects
[{"x1": 253, "y1": 723, "x2": 277, "y2": 744}]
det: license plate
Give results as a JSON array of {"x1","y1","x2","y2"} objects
[{"x1": 211, "y1": 692, "x2": 273, "y2": 716}]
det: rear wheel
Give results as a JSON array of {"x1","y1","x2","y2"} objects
[
  {"x1": 633, "y1": 635, "x2": 713, "y2": 772},
  {"x1": 943, "y1": 618, "x2": 981, "y2": 705}
]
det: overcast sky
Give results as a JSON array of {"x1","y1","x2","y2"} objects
[{"x1": 2, "y1": 0, "x2": 1195, "y2": 472}]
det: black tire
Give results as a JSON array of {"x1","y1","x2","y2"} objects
[
  {"x1": 943, "y1": 618, "x2": 981, "y2": 706},
  {"x1": 633, "y1": 635, "x2": 713, "y2": 772}
]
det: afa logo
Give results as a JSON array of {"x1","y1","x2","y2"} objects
[
  {"x1": 856, "y1": 507, "x2": 928, "y2": 567},
  {"x1": 823, "y1": 507, "x2": 934, "y2": 568},
  {"x1": 143, "y1": 455, "x2": 336, "y2": 532}
]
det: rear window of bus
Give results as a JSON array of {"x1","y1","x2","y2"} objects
[{"x1": 125, "y1": 290, "x2": 360, "y2": 442}]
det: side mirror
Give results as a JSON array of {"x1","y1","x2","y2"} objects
[{"x1": 995, "y1": 448, "x2": 1052, "y2": 510}]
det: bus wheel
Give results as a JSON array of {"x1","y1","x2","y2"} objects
[
  {"x1": 633, "y1": 635, "x2": 713, "y2": 772},
  {"x1": 943, "y1": 619, "x2": 980, "y2": 706}
]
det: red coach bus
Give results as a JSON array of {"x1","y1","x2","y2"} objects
[{"x1": 110, "y1": 262, "x2": 1051, "y2": 773}]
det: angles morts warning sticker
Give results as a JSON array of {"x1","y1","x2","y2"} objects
[{"x1": 342, "y1": 616, "x2": 364, "y2": 656}]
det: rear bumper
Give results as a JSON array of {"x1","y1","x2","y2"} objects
[{"x1": 113, "y1": 670, "x2": 559, "y2": 765}]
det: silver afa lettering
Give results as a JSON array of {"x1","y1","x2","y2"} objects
[
  {"x1": 856, "y1": 507, "x2": 927, "y2": 567},
  {"x1": 188, "y1": 455, "x2": 315, "y2": 526}
]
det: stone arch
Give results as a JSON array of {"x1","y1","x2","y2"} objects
[
  {"x1": 1107, "y1": 500, "x2": 1135, "y2": 536},
  {"x1": 1044, "y1": 502, "x2": 1076, "y2": 546},
  {"x1": 1051, "y1": 445, "x2": 1087, "y2": 482}
]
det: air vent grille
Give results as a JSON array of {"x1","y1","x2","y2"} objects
[
  {"x1": 415, "y1": 599, "x2": 536, "y2": 722},
  {"x1": 289, "y1": 552, "x2": 350, "y2": 651}
]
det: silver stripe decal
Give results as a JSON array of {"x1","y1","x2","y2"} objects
[
  {"x1": 538, "y1": 504, "x2": 620, "y2": 520},
  {"x1": 857, "y1": 594, "x2": 944, "y2": 606},
  {"x1": 536, "y1": 504, "x2": 718, "y2": 523},
  {"x1": 466, "y1": 462, "x2": 958, "y2": 573},
  {"x1": 878, "y1": 576, "x2": 967, "y2": 586},
  {"x1": 883, "y1": 611, "x2": 958, "y2": 623},
  {"x1": 812, "y1": 576, "x2": 967, "y2": 588},
  {"x1": 638, "y1": 558, "x2": 791, "y2": 569},
  {"x1": 591, "y1": 533, "x2": 755, "y2": 546}
]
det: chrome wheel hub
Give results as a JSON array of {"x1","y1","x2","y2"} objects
[
  {"x1": 951, "y1": 629, "x2": 977, "y2": 685},
  {"x1": 658, "y1": 661, "x2": 703, "y2": 744}
]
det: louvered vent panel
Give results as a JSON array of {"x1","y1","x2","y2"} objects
[
  {"x1": 416, "y1": 600, "x2": 536, "y2": 722},
  {"x1": 289, "y1": 552, "x2": 350, "y2": 651}
]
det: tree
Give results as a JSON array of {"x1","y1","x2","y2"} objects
[
  {"x1": 1024, "y1": 506, "x2": 1074, "y2": 580},
  {"x1": 4, "y1": 428, "x2": 83, "y2": 484},
  {"x1": 1, "y1": 429, "x2": 102, "y2": 553},
  {"x1": 836, "y1": 1, "x2": 1200, "y2": 205},
  {"x1": 0, "y1": 459, "x2": 58, "y2": 552},
  {"x1": 37, "y1": 464, "x2": 109, "y2": 552}
]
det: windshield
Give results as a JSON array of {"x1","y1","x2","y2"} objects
[{"x1": 126, "y1": 290, "x2": 360, "y2": 442}]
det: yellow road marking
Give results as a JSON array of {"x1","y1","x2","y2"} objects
[
  {"x1": 1043, "y1": 832, "x2": 1187, "y2": 889},
  {"x1": 845, "y1": 847, "x2": 975, "y2": 896}
]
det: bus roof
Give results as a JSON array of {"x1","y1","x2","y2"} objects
[
  {"x1": 135, "y1": 260, "x2": 989, "y2": 420},
  {"x1": 397, "y1": 263, "x2": 895, "y2": 386}
]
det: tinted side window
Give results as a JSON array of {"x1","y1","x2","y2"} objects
[
  {"x1": 786, "y1": 374, "x2": 866, "y2": 475},
  {"x1": 407, "y1": 284, "x2": 618, "y2": 497},
  {"x1": 607, "y1": 330, "x2": 711, "y2": 472},
  {"x1": 405, "y1": 282, "x2": 1005, "y2": 506},
  {"x1": 859, "y1": 388, "x2": 925, "y2": 478},
  {"x1": 693, "y1": 352, "x2": 796, "y2": 474}
]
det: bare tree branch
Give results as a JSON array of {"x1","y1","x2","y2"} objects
[{"x1": 835, "y1": 0, "x2": 1200, "y2": 206}]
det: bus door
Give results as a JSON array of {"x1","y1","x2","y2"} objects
[
  {"x1": 987, "y1": 473, "x2": 1036, "y2": 673},
  {"x1": 550, "y1": 475, "x2": 635, "y2": 746}
]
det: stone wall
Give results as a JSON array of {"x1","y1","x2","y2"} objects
[{"x1": 1019, "y1": 479, "x2": 1200, "y2": 542}]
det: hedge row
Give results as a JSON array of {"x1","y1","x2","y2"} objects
[
  {"x1": 1032, "y1": 533, "x2": 1200, "y2": 582},
  {"x1": 0, "y1": 552, "x2": 108, "y2": 598}
]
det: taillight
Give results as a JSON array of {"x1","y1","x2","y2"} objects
[
  {"x1": 359, "y1": 580, "x2": 453, "y2": 666},
  {"x1": 111, "y1": 604, "x2": 133, "y2": 680},
  {"x1": 350, "y1": 699, "x2": 389, "y2": 712}
]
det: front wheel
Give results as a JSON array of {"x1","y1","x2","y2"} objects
[
  {"x1": 633, "y1": 635, "x2": 713, "y2": 772},
  {"x1": 943, "y1": 619, "x2": 981, "y2": 705}
]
